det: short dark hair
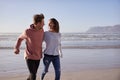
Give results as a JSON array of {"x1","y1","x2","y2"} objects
[{"x1": 33, "y1": 13, "x2": 44, "y2": 24}]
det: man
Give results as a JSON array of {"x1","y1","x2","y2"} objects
[{"x1": 14, "y1": 13, "x2": 44, "y2": 80}]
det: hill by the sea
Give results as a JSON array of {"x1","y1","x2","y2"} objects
[{"x1": 86, "y1": 24, "x2": 120, "y2": 34}]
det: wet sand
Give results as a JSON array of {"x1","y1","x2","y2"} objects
[{"x1": 0, "y1": 49, "x2": 120, "y2": 80}]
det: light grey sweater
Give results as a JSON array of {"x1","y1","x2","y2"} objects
[{"x1": 43, "y1": 31, "x2": 62, "y2": 56}]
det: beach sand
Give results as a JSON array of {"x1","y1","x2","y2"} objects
[
  {"x1": 0, "y1": 49, "x2": 120, "y2": 80},
  {"x1": 0, "y1": 69, "x2": 120, "y2": 80}
]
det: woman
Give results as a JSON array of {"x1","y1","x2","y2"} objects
[{"x1": 41, "y1": 18, "x2": 63, "y2": 80}]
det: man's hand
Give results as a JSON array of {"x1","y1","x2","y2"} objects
[{"x1": 14, "y1": 48, "x2": 20, "y2": 54}]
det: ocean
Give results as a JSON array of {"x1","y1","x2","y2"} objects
[{"x1": 0, "y1": 33, "x2": 120, "y2": 49}]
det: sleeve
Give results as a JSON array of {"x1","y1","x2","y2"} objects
[
  {"x1": 43, "y1": 32, "x2": 45, "y2": 41},
  {"x1": 59, "y1": 33, "x2": 63, "y2": 58},
  {"x1": 14, "y1": 30, "x2": 27, "y2": 49},
  {"x1": 18, "y1": 30, "x2": 27, "y2": 39},
  {"x1": 42, "y1": 32, "x2": 46, "y2": 54}
]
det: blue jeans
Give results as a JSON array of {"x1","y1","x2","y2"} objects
[{"x1": 41, "y1": 54, "x2": 61, "y2": 80}]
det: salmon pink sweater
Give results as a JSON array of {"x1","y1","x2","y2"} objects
[{"x1": 15, "y1": 24, "x2": 44, "y2": 60}]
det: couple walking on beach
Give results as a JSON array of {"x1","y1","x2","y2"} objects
[{"x1": 14, "y1": 13, "x2": 63, "y2": 80}]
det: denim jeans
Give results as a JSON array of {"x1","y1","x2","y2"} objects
[{"x1": 41, "y1": 54, "x2": 61, "y2": 80}]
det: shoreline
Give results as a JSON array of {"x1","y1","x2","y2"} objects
[{"x1": 0, "y1": 45, "x2": 120, "y2": 49}]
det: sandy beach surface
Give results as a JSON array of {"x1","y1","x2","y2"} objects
[
  {"x1": 0, "y1": 49, "x2": 120, "y2": 80},
  {"x1": 0, "y1": 69, "x2": 120, "y2": 80}
]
